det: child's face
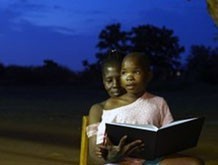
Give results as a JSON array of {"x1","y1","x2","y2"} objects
[
  {"x1": 103, "y1": 63, "x2": 125, "y2": 97},
  {"x1": 121, "y1": 56, "x2": 149, "y2": 95}
]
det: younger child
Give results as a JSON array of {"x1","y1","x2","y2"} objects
[{"x1": 96, "y1": 52, "x2": 204, "y2": 165}]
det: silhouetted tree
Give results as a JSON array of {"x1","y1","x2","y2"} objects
[
  {"x1": 96, "y1": 23, "x2": 128, "y2": 62},
  {"x1": 205, "y1": 49, "x2": 218, "y2": 84},
  {"x1": 80, "y1": 59, "x2": 101, "y2": 85},
  {"x1": 0, "y1": 63, "x2": 5, "y2": 84},
  {"x1": 4, "y1": 65, "x2": 34, "y2": 85},
  {"x1": 129, "y1": 25, "x2": 185, "y2": 80},
  {"x1": 0, "y1": 63, "x2": 4, "y2": 74},
  {"x1": 39, "y1": 59, "x2": 74, "y2": 85},
  {"x1": 186, "y1": 45, "x2": 218, "y2": 84},
  {"x1": 0, "y1": 59, "x2": 77, "y2": 86},
  {"x1": 94, "y1": 23, "x2": 184, "y2": 80}
]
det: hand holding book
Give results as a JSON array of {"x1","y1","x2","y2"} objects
[
  {"x1": 106, "y1": 117, "x2": 205, "y2": 160},
  {"x1": 96, "y1": 135, "x2": 144, "y2": 163}
]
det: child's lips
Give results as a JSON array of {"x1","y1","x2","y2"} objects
[
  {"x1": 111, "y1": 89, "x2": 122, "y2": 95},
  {"x1": 126, "y1": 84, "x2": 135, "y2": 89}
]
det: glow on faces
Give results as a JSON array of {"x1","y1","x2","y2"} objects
[
  {"x1": 103, "y1": 62, "x2": 124, "y2": 97},
  {"x1": 120, "y1": 55, "x2": 149, "y2": 96}
]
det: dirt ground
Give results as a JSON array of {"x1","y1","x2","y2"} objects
[
  {"x1": 0, "y1": 118, "x2": 217, "y2": 165},
  {"x1": 0, "y1": 120, "x2": 80, "y2": 165},
  {"x1": 181, "y1": 121, "x2": 218, "y2": 165},
  {"x1": 0, "y1": 85, "x2": 217, "y2": 164}
]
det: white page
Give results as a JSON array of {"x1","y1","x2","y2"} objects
[
  {"x1": 160, "y1": 117, "x2": 197, "y2": 129},
  {"x1": 107, "y1": 122, "x2": 159, "y2": 131},
  {"x1": 108, "y1": 117, "x2": 198, "y2": 132}
]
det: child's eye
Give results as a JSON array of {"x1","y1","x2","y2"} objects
[
  {"x1": 134, "y1": 71, "x2": 141, "y2": 74},
  {"x1": 105, "y1": 79, "x2": 112, "y2": 83},
  {"x1": 121, "y1": 71, "x2": 126, "y2": 75}
]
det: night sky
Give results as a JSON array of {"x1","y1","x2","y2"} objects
[{"x1": 0, "y1": 0, "x2": 217, "y2": 71}]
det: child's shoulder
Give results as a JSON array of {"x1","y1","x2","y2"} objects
[
  {"x1": 89, "y1": 101, "x2": 105, "y2": 115},
  {"x1": 90, "y1": 101, "x2": 104, "y2": 109},
  {"x1": 88, "y1": 102, "x2": 104, "y2": 124},
  {"x1": 104, "y1": 95, "x2": 131, "y2": 110},
  {"x1": 142, "y1": 92, "x2": 166, "y2": 103},
  {"x1": 104, "y1": 97, "x2": 122, "y2": 110}
]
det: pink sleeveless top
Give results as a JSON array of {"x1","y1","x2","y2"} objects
[{"x1": 97, "y1": 92, "x2": 173, "y2": 144}]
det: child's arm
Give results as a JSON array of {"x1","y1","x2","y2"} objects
[
  {"x1": 89, "y1": 103, "x2": 103, "y2": 124},
  {"x1": 88, "y1": 104, "x2": 106, "y2": 164}
]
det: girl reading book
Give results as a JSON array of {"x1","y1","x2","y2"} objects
[{"x1": 95, "y1": 52, "x2": 204, "y2": 165}]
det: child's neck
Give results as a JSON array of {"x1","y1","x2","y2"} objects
[{"x1": 126, "y1": 91, "x2": 145, "y2": 100}]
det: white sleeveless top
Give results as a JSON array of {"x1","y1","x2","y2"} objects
[{"x1": 96, "y1": 92, "x2": 173, "y2": 144}]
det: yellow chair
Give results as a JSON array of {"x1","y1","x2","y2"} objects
[{"x1": 80, "y1": 115, "x2": 89, "y2": 165}]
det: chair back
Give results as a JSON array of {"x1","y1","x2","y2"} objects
[{"x1": 79, "y1": 115, "x2": 89, "y2": 165}]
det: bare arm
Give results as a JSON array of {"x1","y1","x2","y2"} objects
[
  {"x1": 88, "y1": 103, "x2": 105, "y2": 164},
  {"x1": 89, "y1": 103, "x2": 103, "y2": 125}
]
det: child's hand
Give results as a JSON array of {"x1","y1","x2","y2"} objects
[
  {"x1": 96, "y1": 144, "x2": 108, "y2": 160},
  {"x1": 115, "y1": 135, "x2": 144, "y2": 157},
  {"x1": 96, "y1": 135, "x2": 144, "y2": 163}
]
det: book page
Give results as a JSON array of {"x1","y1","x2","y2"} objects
[
  {"x1": 160, "y1": 117, "x2": 197, "y2": 129},
  {"x1": 107, "y1": 122, "x2": 159, "y2": 131}
]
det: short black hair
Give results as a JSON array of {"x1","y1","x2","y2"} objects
[{"x1": 123, "y1": 52, "x2": 150, "y2": 71}]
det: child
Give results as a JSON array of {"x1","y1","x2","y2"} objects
[
  {"x1": 96, "y1": 52, "x2": 204, "y2": 165},
  {"x1": 87, "y1": 50, "x2": 126, "y2": 164}
]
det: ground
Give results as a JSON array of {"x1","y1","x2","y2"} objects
[{"x1": 0, "y1": 84, "x2": 217, "y2": 164}]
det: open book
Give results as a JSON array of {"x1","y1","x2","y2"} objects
[{"x1": 106, "y1": 117, "x2": 205, "y2": 160}]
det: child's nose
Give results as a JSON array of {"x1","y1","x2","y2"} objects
[
  {"x1": 112, "y1": 79, "x2": 119, "y2": 87},
  {"x1": 126, "y1": 74, "x2": 134, "y2": 81}
]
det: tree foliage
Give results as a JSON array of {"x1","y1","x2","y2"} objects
[
  {"x1": 129, "y1": 25, "x2": 184, "y2": 79},
  {"x1": 96, "y1": 23, "x2": 128, "y2": 62},
  {"x1": 95, "y1": 23, "x2": 185, "y2": 80},
  {"x1": 186, "y1": 45, "x2": 218, "y2": 84},
  {"x1": 0, "y1": 23, "x2": 217, "y2": 86},
  {"x1": 0, "y1": 60, "x2": 77, "y2": 86}
]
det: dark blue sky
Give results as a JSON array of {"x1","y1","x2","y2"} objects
[{"x1": 0, "y1": 0, "x2": 217, "y2": 71}]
